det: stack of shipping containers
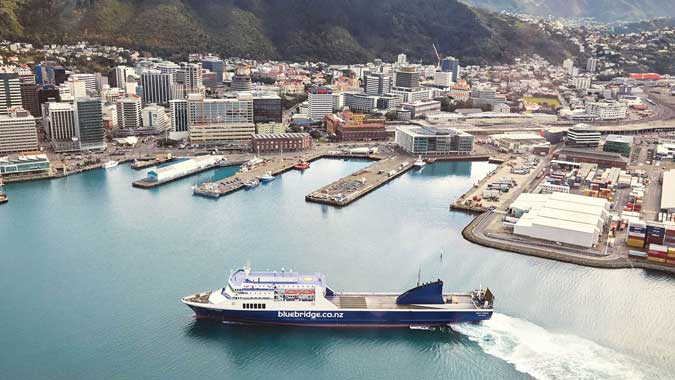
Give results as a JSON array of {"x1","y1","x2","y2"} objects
[
  {"x1": 646, "y1": 222, "x2": 665, "y2": 246},
  {"x1": 666, "y1": 226, "x2": 675, "y2": 264},
  {"x1": 647, "y1": 244, "x2": 668, "y2": 263},
  {"x1": 626, "y1": 220, "x2": 647, "y2": 248}
]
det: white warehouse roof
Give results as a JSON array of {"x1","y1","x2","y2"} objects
[{"x1": 662, "y1": 170, "x2": 675, "y2": 211}]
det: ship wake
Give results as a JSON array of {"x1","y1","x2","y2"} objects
[{"x1": 453, "y1": 313, "x2": 660, "y2": 380}]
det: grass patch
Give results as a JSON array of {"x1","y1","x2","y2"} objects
[{"x1": 523, "y1": 97, "x2": 561, "y2": 107}]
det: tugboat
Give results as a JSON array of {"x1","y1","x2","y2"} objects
[
  {"x1": 259, "y1": 171, "x2": 275, "y2": 183},
  {"x1": 413, "y1": 155, "x2": 426, "y2": 168},
  {"x1": 182, "y1": 265, "x2": 494, "y2": 327},
  {"x1": 293, "y1": 160, "x2": 310, "y2": 171},
  {"x1": 244, "y1": 178, "x2": 261, "y2": 189}
]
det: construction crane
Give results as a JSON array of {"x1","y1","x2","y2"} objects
[{"x1": 432, "y1": 43, "x2": 441, "y2": 69}]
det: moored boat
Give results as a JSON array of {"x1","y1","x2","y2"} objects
[
  {"x1": 182, "y1": 265, "x2": 494, "y2": 327},
  {"x1": 259, "y1": 171, "x2": 275, "y2": 183},
  {"x1": 294, "y1": 160, "x2": 310, "y2": 170},
  {"x1": 413, "y1": 156, "x2": 426, "y2": 168},
  {"x1": 244, "y1": 178, "x2": 260, "y2": 189},
  {"x1": 103, "y1": 160, "x2": 119, "y2": 169}
]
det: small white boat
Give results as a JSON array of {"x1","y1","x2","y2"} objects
[
  {"x1": 244, "y1": 178, "x2": 261, "y2": 189},
  {"x1": 259, "y1": 171, "x2": 275, "y2": 183},
  {"x1": 413, "y1": 156, "x2": 426, "y2": 168},
  {"x1": 103, "y1": 160, "x2": 119, "y2": 169}
]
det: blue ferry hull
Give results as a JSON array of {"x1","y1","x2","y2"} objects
[{"x1": 188, "y1": 305, "x2": 493, "y2": 327}]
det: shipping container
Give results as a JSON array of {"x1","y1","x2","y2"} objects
[
  {"x1": 628, "y1": 250, "x2": 648, "y2": 259},
  {"x1": 647, "y1": 256, "x2": 667, "y2": 263},
  {"x1": 627, "y1": 238, "x2": 646, "y2": 248}
]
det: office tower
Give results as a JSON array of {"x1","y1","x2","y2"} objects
[
  {"x1": 75, "y1": 97, "x2": 106, "y2": 150},
  {"x1": 201, "y1": 56, "x2": 225, "y2": 85},
  {"x1": 252, "y1": 93, "x2": 282, "y2": 124},
  {"x1": 116, "y1": 95, "x2": 142, "y2": 129},
  {"x1": 43, "y1": 102, "x2": 78, "y2": 151},
  {"x1": 141, "y1": 70, "x2": 175, "y2": 105},
  {"x1": 397, "y1": 54, "x2": 407, "y2": 65},
  {"x1": 114, "y1": 66, "x2": 136, "y2": 91},
  {"x1": 563, "y1": 59, "x2": 575, "y2": 75},
  {"x1": 156, "y1": 61, "x2": 180, "y2": 75},
  {"x1": 69, "y1": 74, "x2": 97, "y2": 94},
  {"x1": 394, "y1": 66, "x2": 420, "y2": 89},
  {"x1": 19, "y1": 78, "x2": 40, "y2": 117},
  {"x1": 67, "y1": 78, "x2": 88, "y2": 100},
  {"x1": 169, "y1": 99, "x2": 189, "y2": 132},
  {"x1": 183, "y1": 63, "x2": 203, "y2": 95},
  {"x1": 308, "y1": 87, "x2": 333, "y2": 121},
  {"x1": 586, "y1": 58, "x2": 598, "y2": 73},
  {"x1": 441, "y1": 56, "x2": 460, "y2": 82},
  {"x1": 142, "y1": 104, "x2": 171, "y2": 133},
  {"x1": 0, "y1": 73, "x2": 22, "y2": 116},
  {"x1": 363, "y1": 73, "x2": 391, "y2": 96},
  {"x1": 186, "y1": 93, "x2": 255, "y2": 142},
  {"x1": 0, "y1": 107, "x2": 38, "y2": 154},
  {"x1": 230, "y1": 64, "x2": 253, "y2": 92}
]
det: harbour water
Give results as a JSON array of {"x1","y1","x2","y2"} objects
[{"x1": 1, "y1": 159, "x2": 674, "y2": 380}]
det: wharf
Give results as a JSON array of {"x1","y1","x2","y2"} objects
[
  {"x1": 305, "y1": 155, "x2": 413, "y2": 207},
  {"x1": 132, "y1": 161, "x2": 238, "y2": 189},
  {"x1": 131, "y1": 156, "x2": 173, "y2": 170},
  {"x1": 192, "y1": 151, "x2": 333, "y2": 198}
]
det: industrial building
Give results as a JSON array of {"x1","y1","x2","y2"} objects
[
  {"x1": 554, "y1": 148, "x2": 629, "y2": 169},
  {"x1": 146, "y1": 155, "x2": 223, "y2": 182},
  {"x1": 488, "y1": 132, "x2": 548, "y2": 153},
  {"x1": 509, "y1": 192, "x2": 610, "y2": 248},
  {"x1": 661, "y1": 170, "x2": 675, "y2": 213},
  {"x1": 395, "y1": 126, "x2": 473, "y2": 155},
  {"x1": 603, "y1": 135, "x2": 633, "y2": 157}
]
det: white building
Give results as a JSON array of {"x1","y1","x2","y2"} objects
[
  {"x1": 0, "y1": 107, "x2": 38, "y2": 154},
  {"x1": 116, "y1": 95, "x2": 142, "y2": 129},
  {"x1": 69, "y1": 73, "x2": 97, "y2": 94},
  {"x1": 585, "y1": 100, "x2": 627, "y2": 121},
  {"x1": 573, "y1": 76, "x2": 591, "y2": 91},
  {"x1": 433, "y1": 71, "x2": 453, "y2": 88},
  {"x1": 114, "y1": 66, "x2": 136, "y2": 91},
  {"x1": 43, "y1": 102, "x2": 79, "y2": 151},
  {"x1": 510, "y1": 192, "x2": 610, "y2": 248},
  {"x1": 187, "y1": 94, "x2": 254, "y2": 143},
  {"x1": 661, "y1": 170, "x2": 675, "y2": 213},
  {"x1": 395, "y1": 125, "x2": 474, "y2": 155},
  {"x1": 142, "y1": 104, "x2": 171, "y2": 133},
  {"x1": 308, "y1": 87, "x2": 333, "y2": 121},
  {"x1": 567, "y1": 124, "x2": 601, "y2": 147}
]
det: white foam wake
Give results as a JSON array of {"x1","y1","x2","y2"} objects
[{"x1": 453, "y1": 313, "x2": 661, "y2": 380}]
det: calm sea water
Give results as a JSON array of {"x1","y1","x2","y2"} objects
[{"x1": 1, "y1": 159, "x2": 674, "y2": 380}]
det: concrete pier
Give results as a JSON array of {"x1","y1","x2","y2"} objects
[{"x1": 305, "y1": 155, "x2": 414, "y2": 207}]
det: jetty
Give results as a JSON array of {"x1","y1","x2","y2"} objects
[{"x1": 132, "y1": 155, "x2": 230, "y2": 189}]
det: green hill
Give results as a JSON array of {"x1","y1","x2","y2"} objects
[
  {"x1": 462, "y1": 0, "x2": 675, "y2": 22},
  {"x1": 2, "y1": 0, "x2": 576, "y2": 65}
]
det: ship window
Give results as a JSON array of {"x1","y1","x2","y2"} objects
[{"x1": 262, "y1": 304, "x2": 266, "y2": 309}]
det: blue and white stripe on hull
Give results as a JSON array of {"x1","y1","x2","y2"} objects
[{"x1": 187, "y1": 304, "x2": 493, "y2": 327}]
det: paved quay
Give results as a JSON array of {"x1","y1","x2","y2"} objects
[{"x1": 305, "y1": 155, "x2": 414, "y2": 207}]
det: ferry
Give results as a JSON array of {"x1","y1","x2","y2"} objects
[
  {"x1": 182, "y1": 266, "x2": 494, "y2": 327},
  {"x1": 293, "y1": 160, "x2": 310, "y2": 170},
  {"x1": 103, "y1": 160, "x2": 119, "y2": 169},
  {"x1": 259, "y1": 171, "x2": 275, "y2": 183},
  {"x1": 413, "y1": 156, "x2": 426, "y2": 168}
]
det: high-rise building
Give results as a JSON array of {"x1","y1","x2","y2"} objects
[
  {"x1": 440, "y1": 56, "x2": 460, "y2": 82},
  {"x1": 75, "y1": 97, "x2": 106, "y2": 150},
  {"x1": 66, "y1": 78, "x2": 88, "y2": 100},
  {"x1": 394, "y1": 66, "x2": 420, "y2": 90},
  {"x1": 0, "y1": 107, "x2": 38, "y2": 154},
  {"x1": 308, "y1": 87, "x2": 333, "y2": 121},
  {"x1": 142, "y1": 104, "x2": 171, "y2": 133},
  {"x1": 363, "y1": 73, "x2": 391, "y2": 96},
  {"x1": 186, "y1": 93, "x2": 255, "y2": 143},
  {"x1": 230, "y1": 65, "x2": 253, "y2": 92},
  {"x1": 19, "y1": 79, "x2": 40, "y2": 117},
  {"x1": 169, "y1": 99, "x2": 189, "y2": 132},
  {"x1": 563, "y1": 59, "x2": 575, "y2": 75},
  {"x1": 586, "y1": 58, "x2": 598, "y2": 73},
  {"x1": 252, "y1": 93, "x2": 282, "y2": 124},
  {"x1": 35, "y1": 63, "x2": 66, "y2": 86},
  {"x1": 566, "y1": 124, "x2": 601, "y2": 147},
  {"x1": 397, "y1": 53, "x2": 407, "y2": 65},
  {"x1": 201, "y1": 56, "x2": 225, "y2": 85},
  {"x1": 0, "y1": 73, "x2": 22, "y2": 116},
  {"x1": 141, "y1": 70, "x2": 175, "y2": 105},
  {"x1": 69, "y1": 74, "x2": 97, "y2": 94},
  {"x1": 116, "y1": 96, "x2": 142, "y2": 129},
  {"x1": 183, "y1": 63, "x2": 204, "y2": 95},
  {"x1": 43, "y1": 102, "x2": 79, "y2": 152},
  {"x1": 114, "y1": 66, "x2": 136, "y2": 91}
]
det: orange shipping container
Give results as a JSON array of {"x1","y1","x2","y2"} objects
[
  {"x1": 648, "y1": 256, "x2": 666, "y2": 263},
  {"x1": 627, "y1": 238, "x2": 645, "y2": 248}
]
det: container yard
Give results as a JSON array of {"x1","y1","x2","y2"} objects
[{"x1": 132, "y1": 155, "x2": 226, "y2": 189}]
